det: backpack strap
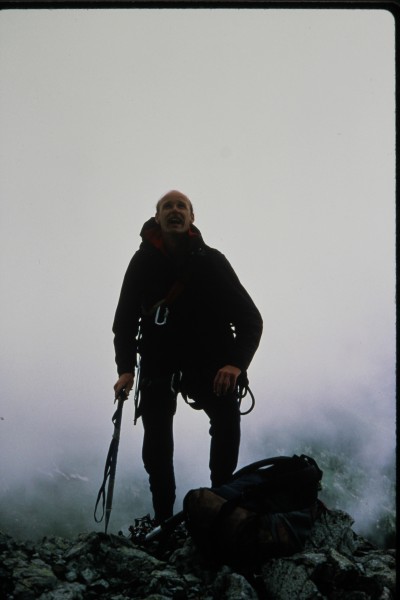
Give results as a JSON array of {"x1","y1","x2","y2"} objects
[{"x1": 232, "y1": 454, "x2": 322, "y2": 482}]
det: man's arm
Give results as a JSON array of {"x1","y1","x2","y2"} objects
[
  {"x1": 112, "y1": 252, "x2": 143, "y2": 394},
  {"x1": 212, "y1": 251, "x2": 263, "y2": 373},
  {"x1": 202, "y1": 251, "x2": 262, "y2": 396}
]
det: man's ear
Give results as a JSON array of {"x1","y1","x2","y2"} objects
[{"x1": 155, "y1": 213, "x2": 159, "y2": 224}]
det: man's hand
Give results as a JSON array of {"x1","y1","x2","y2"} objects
[
  {"x1": 114, "y1": 372, "x2": 134, "y2": 399},
  {"x1": 213, "y1": 365, "x2": 241, "y2": 396}
]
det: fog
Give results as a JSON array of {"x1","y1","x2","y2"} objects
[{"x1": 0, "y1": 9, "x2": 395, "y2": 546}]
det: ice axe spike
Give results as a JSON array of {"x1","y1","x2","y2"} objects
[{"x1": 144, "y1": 510, "x2": 185, "y2": 542}]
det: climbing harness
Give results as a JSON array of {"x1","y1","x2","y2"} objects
[
  {"x1": 134, "y1": 276, "x2": 257, "y2": 419},
  {"x1": 180, "y1": 374, "x2": 256, "y2": 415}
]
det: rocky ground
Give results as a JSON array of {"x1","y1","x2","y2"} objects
[{"x1": 0, "y1": 509, "x2": 396, "y2": 600}]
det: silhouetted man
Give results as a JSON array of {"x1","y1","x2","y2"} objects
[{"x1": 113, "y1": 190, "x2": 263, "y2": 522}]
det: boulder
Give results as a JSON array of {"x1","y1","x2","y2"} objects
[{"x1": 260, "y1": 509, "x2": 396, "y2": 600}]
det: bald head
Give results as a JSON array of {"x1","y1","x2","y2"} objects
[{"x1": 156, "y1": 190, "x2": 194, "y2": 218}]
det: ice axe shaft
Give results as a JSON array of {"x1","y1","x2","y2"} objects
[{"x1": 94, "y1": 389, "x2": 127, "y2": 533}]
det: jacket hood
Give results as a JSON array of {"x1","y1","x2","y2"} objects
[{"x1": 139, "y1": 217, "x2": 204, "y2": 252}]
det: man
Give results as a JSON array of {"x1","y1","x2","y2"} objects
[{"x1": 113, "y1": 190, "x2": 263, "y2": 523}]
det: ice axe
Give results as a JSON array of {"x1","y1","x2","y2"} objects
[
  {"x1": 144, "y1": 510, "x2": 186, "y2": 542},
  {"x1": 94, "y1": 388, "x2": 127, "y2": 533}
]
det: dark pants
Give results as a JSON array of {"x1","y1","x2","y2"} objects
[{"x1": 139, "y1": 372, "x2": 241, "y2": 523}]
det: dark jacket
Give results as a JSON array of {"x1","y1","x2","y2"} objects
[{"x1": 113, "y1": 218, "x2": 263, "y2": 379}]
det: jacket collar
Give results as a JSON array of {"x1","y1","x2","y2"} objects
[{"x1": 140, "y1": 217, "x2": 203, "y2": 254}]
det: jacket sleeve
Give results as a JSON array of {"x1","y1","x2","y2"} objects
[
  {"x1": 112, "y1": 252, "x2": 144, "y2": 375},
  {"x1": 211, "y1": 251, "x2": 263, "y2": 372}
]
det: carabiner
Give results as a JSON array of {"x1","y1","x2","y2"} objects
[{"x1": 155, "y1": 305, "x2": 169, "y2": 325}]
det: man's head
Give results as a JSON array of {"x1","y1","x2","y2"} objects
[{"x1": 155, "y1": 190, "x2": 194, "y2": 235}]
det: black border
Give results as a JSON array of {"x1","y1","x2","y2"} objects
[{"x1": 0, "y1": 0, "x2": 399, "y2": 10}]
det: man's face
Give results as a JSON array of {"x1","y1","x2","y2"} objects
[{"x1": 155, "y1": 192, "x2": 194, "y2": 235}]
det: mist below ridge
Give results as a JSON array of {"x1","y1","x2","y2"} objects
[{"x1": 0, "y1": 393, "x2": 395, "y2": 550}]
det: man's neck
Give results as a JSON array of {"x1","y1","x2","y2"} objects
[{"x1": 162, "y1": 232, "x2": 190, "y2": 257}]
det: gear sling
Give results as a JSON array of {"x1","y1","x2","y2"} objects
[{"x1": 133, "y1": 279, "x2": 256, "y2": 423}]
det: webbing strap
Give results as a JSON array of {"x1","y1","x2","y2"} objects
[
  {"x1": 141, "y1": 280, "x2": 185, "y2": 320},
  {"x1": 94, "y1": 397, "x2": 125, "y2": 525},
  {"x1": 94, "y1": 436, "x2": 117, "y2": 523},
  {"x1": 238, "y1": 383, "x2": 255, "y2": 415},
  {"x1": 232, "y1": 454, "x2": 322, "y2": 481}
]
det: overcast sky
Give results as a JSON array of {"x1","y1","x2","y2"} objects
[{"x1": 0, "y1": 7, "x2": 396, "y2": 534}]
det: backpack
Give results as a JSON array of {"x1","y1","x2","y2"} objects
[{"x1": 183, "y1": 454, "x2": 324, "y2": 567}]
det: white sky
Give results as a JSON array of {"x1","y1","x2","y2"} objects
[{"x1": 0, "y1": 8, "x2": 396, "y2": 515}]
